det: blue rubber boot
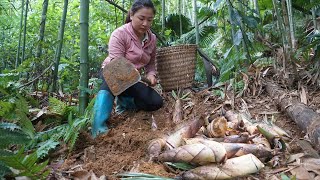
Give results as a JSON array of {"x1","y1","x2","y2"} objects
[
  {"x1": 91, "y1": 90, "x2": 114, "y2": 138},
  {"x1": 115, "y1": 96, "x2": 137, "y2": 114}
]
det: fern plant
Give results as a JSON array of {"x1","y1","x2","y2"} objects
[
  {"x1": 0, "y1": 147, "x2": 49, "y2": 179},
  {"x1": 0, "y1": 124, "x2": 50, "y2": 179}
]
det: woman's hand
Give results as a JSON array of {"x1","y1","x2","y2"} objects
[{"x1": 147, "y1": 74, "x2": 157, "y2": 86}]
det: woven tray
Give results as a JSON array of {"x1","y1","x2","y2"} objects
[{"x1": 156, "y1": 44, "x2": 197, "y2": 91}]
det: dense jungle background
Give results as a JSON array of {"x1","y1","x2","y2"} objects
[{"x1": 1, "y1": 0, "x2": 320, "y2": 179}]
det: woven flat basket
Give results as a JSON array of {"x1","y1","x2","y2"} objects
[{"x1": 156, "y1": 44, "x2": 197, "y2": 91}]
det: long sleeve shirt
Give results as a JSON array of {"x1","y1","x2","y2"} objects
[{"x1": 102, "y1": 22, "x2": 157, "y2": 77}]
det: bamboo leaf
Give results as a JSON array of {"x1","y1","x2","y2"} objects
[
  {"x1": 233, "y1": 29, "x2": 242, "y2": 46},
  {"x1": 117, "y1": 172, "x2": 174, "y2": 180},
  {"x1": 213, "y1": 0, "x2": 226, "y2": 12},
  {"x1": 223, "y1": 45, "x2": 234, "y2": 59},
  {"x1": 0, "y1": 122, "x2": 22, "y2": 131},
  {"x1": 164, "y1": 162, "x2": 195, "y2": 170}
]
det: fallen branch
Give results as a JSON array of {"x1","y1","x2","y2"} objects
[
  {"x1": 19, "y1": 62, "x2": 54, "y2": 88},
  {"x1": 265, "y1": 82, "x2": 320, "y2": 150}
]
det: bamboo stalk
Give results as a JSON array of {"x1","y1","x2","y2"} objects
[{"x1": 266, "y1": 82, "x2": 320, "y2": 150}]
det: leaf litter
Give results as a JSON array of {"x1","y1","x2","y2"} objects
[{"x1": 45, "y1": 86, "x2": 320, "y2": 180}]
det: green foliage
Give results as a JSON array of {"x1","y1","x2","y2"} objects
[
  {"x1": 49, "y1": 97, "x2": 67, "y2": 115},
  {"x1": 164, "y1": 162, "x2": 195, "y2": 171},
  {"x1": 35, "y1": 139, "x2": 59, "y2": 159},
  {"x1": 0, "y1": 147, "x2": 50, "y2": 179},
  {"x1": 166, "y1": 13, "x2": 192, "y2": 36},
  {"x1": 281, "y1": 173, "x2": 296, "y2": 180},
  {"x1": 117, "y1": 172, "x2": 174, "y2": 180},
  {"x1": 0, "y1": 127, "x2": 31, "y2": 149}
]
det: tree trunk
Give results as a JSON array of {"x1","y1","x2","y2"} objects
[
  {"x1": 15, "y1": 0, "x2": 25, "y2": 68},
  {"x1": 253, "y1": 0, "x2": 260, "y2": 19},
  {"x1": 227, "y1": 0, "x2": 238, "y2": 52},
  {"x1": 265, "y1": 82, "x2": 320, "y2": 151},
  {"x1": 79, "y1": 0, "x2": 89, "y2": 114},
  {"x1": 122, "y1": 0, "x2": 125, "y2": 23},
  {"x1": 192, "y1": 0, "x2": 199, "y2": 44},
  {"x1": 179, "y1": 0, "x2": 182, "y2": 37},
  {"x1": 21, "y1": 0, "x2": 29, "y2": 63},
  {"x1": 161, "y1": 0, "x2": 165, "y2": 32},
  {"x1": 281, "y1": 0, "x2": 291, "y2": 49},
  {"x1": 311, "y1": 0, "x2": 318, "y2": 31},
  {"x1": 36, "y1": 0, "x2": 49, "y2": 58},
  {"x1": 286, "y1": 0, "x2": 295, "y2": 49},
  {"x1": 52, "y1": 0, "x2": 68, "y2": 92},
  {"x1": 272, "y1": 0, "x2": 288, "y2": 69}
]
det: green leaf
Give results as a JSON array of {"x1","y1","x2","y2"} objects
[
  {"x1": 233, "y1": 29, "x2": 242, "y2": 46},
  {"x1": 280, "y1": 174, "x2": 291, "y2": 180},
  {"x1": 164, "y1": 162, "x2": 195, "y2": 170},
  {"x1": 117, "y1": 172, "x2": 174, "y2": 180},
  {"x1": 36, "y1": 140, "x2": 59, "y2": 158},
  {"x1": 0, "y1": 161, "x2": 12, "y2": 178},
  {"x1": 223, "y1": 46, "x2": 234, "y2": 59},
  {"x1": 0, "y1": 147, "x2": 49, "y2": 179},
  {"x1": 22, "y1": 153, "x2": 38, "y2": 169},
  {"x1": 243, "y1": 15, "x2": 258, "y2": 28},
  {"x1": 213, "y1": 0, "x2": 226, "y2": 12},
  {"x1": 0, "y1": 128, "x2": 31, "y2": 149},
  {"x1": 0, "y1": 101, "x2": 13, "y2": 117},
  {"x1": 219, "y1": 66, "x2": 234, "y2": 82},
  {"x1": 0, "y1": 122, "x2": 21, "y2": 131}
]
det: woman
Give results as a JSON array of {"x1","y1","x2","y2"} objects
[{"x1": 92, "y1": 0, "x2": 163, "y2": 138}]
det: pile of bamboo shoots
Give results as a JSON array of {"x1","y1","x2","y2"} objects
[{"x1": 147, "y1": 108, "x2": 291, "y2": 180}]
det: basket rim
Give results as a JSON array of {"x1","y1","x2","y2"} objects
[{"x1": 157, "y1": 44, "x2": 197, "y2": 51}]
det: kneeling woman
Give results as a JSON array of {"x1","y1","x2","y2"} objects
[{"x1": 92, "y1": 0, "x2": 163, "y2": 138}]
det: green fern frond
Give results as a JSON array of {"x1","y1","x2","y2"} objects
[
  {"x1": 49, "y1": 97, "x2": 67, "y2": 115},
  {"x1": 0, "y1": 122, "x2": 22, "y2": 131},
  {"x1": 0, "y1": 147, "x2": 49, "y2": 179},
  {"x1": 39, "y1": 124, "x2": 67, "y2": 141},
  {"x1": 36, "y1": 139, "x2": 59, "y2": 159},
  {"x1": 0, "y1": 128, "x2": 31, "y2": 149},
  {"x1": 0, "y1": 100, "x2": 13, "y2": 117},
  {"x1": 0, "y1": 160, "x2": 11, "y2": 179},
  {"x1": 63, "y1": 112, "x2": 89, "y2": 150},
  {"x1": 15, "y1": 94, "x2": 29, "y2": 114},
  {"x1": 0, "y1": 150, "x2": 13, "y2": 157},
  {"x1": 14, "y1": 109, "x2": 35, "y2": 138}
]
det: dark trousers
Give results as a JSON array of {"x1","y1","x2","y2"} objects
[{"x1": 99, "y1": 72, "x2": 163, "y2": 111}]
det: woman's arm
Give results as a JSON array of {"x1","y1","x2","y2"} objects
[
  {"x1": 107, "y1": 30, "x2": 126, "y2": 59},
  {"x1": 145, "y1": 38, "x2": 156, "y2": 77}
]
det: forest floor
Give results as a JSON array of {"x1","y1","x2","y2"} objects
[{"x1": 54, "y1": 80, "x2": 320, "y2": 180}]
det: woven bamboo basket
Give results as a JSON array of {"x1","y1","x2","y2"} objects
[{"x1": 156, "y1": 44, "x2": 197, "y2": 91}]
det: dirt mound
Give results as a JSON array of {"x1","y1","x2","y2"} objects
[{"x1": 59, "y1": 90, "x2": 307, "y2": 179}]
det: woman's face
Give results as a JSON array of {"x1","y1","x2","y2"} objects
[{"x1": 130, "y1": 7, "x2": 154, "y2": 38}]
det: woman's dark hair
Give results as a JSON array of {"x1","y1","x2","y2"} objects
[{"x1": 125, "y1": 0, "x2": 156, "y2": 24}]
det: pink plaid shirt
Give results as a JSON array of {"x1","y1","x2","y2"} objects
[{"x1": 102, "y1": 22, "x2": 157, "y2": 76}]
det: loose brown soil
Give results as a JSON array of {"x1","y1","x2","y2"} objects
[{"x1": 57, "y1": 87, "x2": 319, "y2": 179}]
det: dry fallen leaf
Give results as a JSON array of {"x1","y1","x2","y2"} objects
[
  {"x1": 300, "y1": 86, "x2": 308, "y2": 105},
  {"x1": 290, "y1": 166, "x2": 312, "y2": 180}
]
